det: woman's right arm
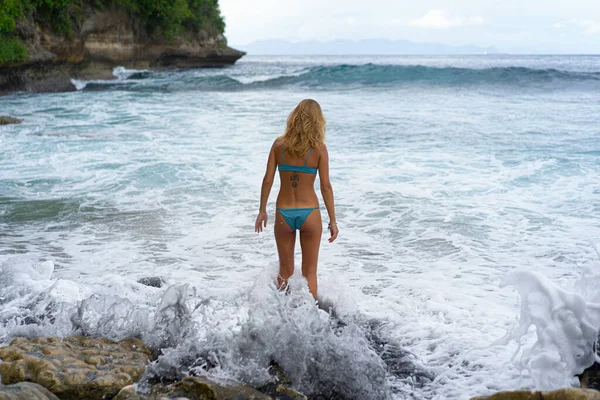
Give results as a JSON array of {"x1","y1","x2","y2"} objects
[
  {"x1": 255, "y1": 141, "x2": 277, "y2": 233},
  {"x1": 318, "y1": 145, "x2": 339, "y2": 242}
]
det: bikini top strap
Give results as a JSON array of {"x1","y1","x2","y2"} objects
[
  {"x1": 304, "y1": 149, "x2": 312, "y2": 166},
  {"x1": 281, "y1": 146, "x2": 285, "y2": 163}
]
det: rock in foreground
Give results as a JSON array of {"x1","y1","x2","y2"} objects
[
  {"x1": 138, "y1": 277, "x2": 165, "y2": 288},
  {"x1": 0, "y1": 336, "x2": 153, "y2": 400},
  {"x1": 0, "y1": 117, "x2": 22, "y2": 125},
  {"x1": 113, "y1": 377, "x2": 300, "y2": 400},
  {"x1": 0, "y1": 382, "x2": 59, "y2": 400},
  {"x1": 471, "y1": 388, "x2": 600, "y2": 400},
  {"x1": 580, "y1": 362, "x2": 600, "y2": 390},
  {"x1": 169, "y1": 377, "x2": 272, "y2": 400}
]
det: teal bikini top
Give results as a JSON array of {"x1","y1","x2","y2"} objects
[{"x1": 278, "y1": 148, "x2": 318, "y2": 175}]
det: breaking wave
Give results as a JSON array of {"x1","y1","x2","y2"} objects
[
  {"x1": 0, "y1": 257, "x2": 433, "y2": 399},
  {"x1": 75, "y1": 64, "x2": 600, "y2": 92}
]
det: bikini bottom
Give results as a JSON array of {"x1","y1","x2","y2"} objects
[{"x1": 277, "y1": 207, "x2": 318, "y2": 231}]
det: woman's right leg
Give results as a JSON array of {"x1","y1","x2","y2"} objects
[
  {"x1": 299, "y1": 210, "x2": 322, "y2": 299},
  {"x1": 275, "y1": 210, "x2": 296, "y2": 292}
]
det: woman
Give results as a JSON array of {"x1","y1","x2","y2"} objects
[{"x1": 255, "y1": 99, "x2": 339, "y2": 299}]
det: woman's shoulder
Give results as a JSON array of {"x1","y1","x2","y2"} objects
[
  {"x1": 272, "y1": 137, "x2": 284, "y2": 149},
  {"x1": 315, "y1": 143, "x2": 328, "y2": 155}
]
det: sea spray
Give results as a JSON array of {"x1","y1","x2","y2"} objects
[
  {"x1": 71, "y1": 66, "x2": 151, "y2": 90},
  {"x1": 143, "y1": 266, "x2": 401, "y2": 399},
  {"x1": 0, "y1": 258, "x2": 82, "y2": 342},
  {"x1": 499, "y1": 268, "x2": 600, "y2": 390},
  {"x1": 0, "y1": 257, "x2": 433, "y2": 399}
]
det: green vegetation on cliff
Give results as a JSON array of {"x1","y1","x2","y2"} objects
[
  {"x1": 0, "y1": 35, "x2": 28, "y2": 63},
  {"x1": 104, "y1": 0, "x2": 226, "y2": 37},
  {"x1": 0, "y1": 0, "x2": 226, "y2": 63},
  {"x1": 0, "y1": 0, "x2": 27, "y2": 62},
  {"x1": 0, "y1": 0, "x2": 25, "y2": 33}
]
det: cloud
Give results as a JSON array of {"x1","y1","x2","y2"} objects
[
  {"x1": 577, "y1": 19, "x2": 600, "y2": 35},
  {"x1": 552, "y1": 19, "x2": 600, "y2": 35},
  {"x1": 408, "y1": 10, "x2": 484, "y2": 29}
]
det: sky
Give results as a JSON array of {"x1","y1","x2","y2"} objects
[{"x1": 219, "y1": 0, "x2": 600, "y2": 53}]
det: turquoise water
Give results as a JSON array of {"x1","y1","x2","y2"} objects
[{"x1": 1, "y1": 55, "x2": 599, "y2": 399}]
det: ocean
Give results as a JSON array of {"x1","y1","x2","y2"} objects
[{"x1": 0, "y1": 55, "x2": 599, "y2": 399}]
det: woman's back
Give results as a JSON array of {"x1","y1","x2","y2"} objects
[{"x1": 275, "y1": 143, "x2": 319, "y2": 209}]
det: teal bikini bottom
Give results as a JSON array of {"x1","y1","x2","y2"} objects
[{"x1": 277, "y1": 208, "x2": 318, "y2": 231}]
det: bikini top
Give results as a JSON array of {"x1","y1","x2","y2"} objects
[{"x1": 278, "y1": 148, "x2": 318, "y2": 175}]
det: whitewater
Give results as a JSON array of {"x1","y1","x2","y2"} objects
[{"x1": 0, "y1": 55, "x2": 599, "y2": 399}]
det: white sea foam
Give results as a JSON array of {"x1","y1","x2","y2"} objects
[
  {"x1": 112, "y1": 66, "x2": 148, "y2": 80},
  {"x1": 0, "y1": 258, "x2": 431, "y2": 399},
  {"x1": 498, "y1": 268, "x2": 600, "y2": 389},
  {"x1": 71, "y1": 79, "x2": 89, "y2": 91},
  {"x1": 71, "y1": 66, "x2": 149, "y2": 90}
]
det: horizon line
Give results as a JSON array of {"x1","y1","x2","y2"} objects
[{"x1": 228, "y1": 51, "x2": 600, "y2": 56}]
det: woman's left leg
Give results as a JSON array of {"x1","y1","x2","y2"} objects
[{"x1": 299, "y1": 210, "x2": 322, "y2": 299}]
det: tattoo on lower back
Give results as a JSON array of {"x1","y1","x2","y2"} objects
[{"x1": 290, "y1": 172, "x2": 299, "y2": 188}]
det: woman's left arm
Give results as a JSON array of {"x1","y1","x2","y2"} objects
[{"x1": 255, "y1": 142, "x2": 278, "y2": 232}]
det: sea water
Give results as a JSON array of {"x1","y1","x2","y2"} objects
[{"x1": 0, "y1": 55, "x2": 599, "y2": 399}]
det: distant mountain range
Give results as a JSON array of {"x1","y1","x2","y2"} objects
[{"x1": 234, "y1": 39, "x2": 501, "y2": 55}]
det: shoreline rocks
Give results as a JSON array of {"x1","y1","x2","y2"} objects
[
  {"x1": 137, "y1": 277, "x2": 165, "y2": 288},
  {"x1": 580, "y1": 362, "x2": 600, "y2": 390},
  {"x1": 470, "y1": 388, "x2": 600, "y2": 400},
  {"x1": 0, "y1": 117, "x2": 23, "y2": 125},
  {"x1": 0, "y1": 337, "x2": 153, "y2": 400},
  {"x1": 0, "y1": 8, "x2": 245, "y2": 95},
  {"x1": 0, "y1": 336, "x2": 307, "y2": 400},
  {"x1": 163, "y1": 377, "x2": 272, "y2": 400},
  {"x1": 113, "y1": 377, "x2": 307, "y2": 400},
  {"x1": 0, "y1": 382, "x2": 60, "y2": 400},
  {"x1": 0, "y1": 336, "x2": 598, "y2": 400}
]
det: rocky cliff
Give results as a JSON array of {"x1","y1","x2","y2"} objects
[{"x1": 0, "y1": 4, "x2": 244, "y2": 94}]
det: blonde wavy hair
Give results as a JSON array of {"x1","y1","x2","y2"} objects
[{"x1": 280, "y1": 99, "x2": 326, "y2": 157}]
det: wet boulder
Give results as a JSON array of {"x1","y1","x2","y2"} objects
[
  {"x1": 580, "y1": 361, "x2": 600, "y2": 390},
  {"x1": 470, "y1": 388, "x2": 600, "y2": 399},
  {"x1": 257, "y1": 361, "x2": 306, "y2": 400},
  {"x1": 0, "y1": 382, "x2": 59, "y2": 400},
  {"x1": 114, "y1": 377, "x2": 275, "y2": 400},
  {"x1": 138, "y1": 277, "x2": 165, "y2": 288},
  {"x1": 112, "y1": 385, "x2": 179, "y2": 400},
  {"x1": 0, "y1": 336, "x2": 153, "y2": 400},
  {"x1": 113, "y1": 386, "x2": 150, "y2": 400},
  {"x1": 264, "y1": 385, "x2": 306, "y2": 400},
  {"x1": 0, "y1": 117, "x2": 22, "y2": 125},
  {"x1": 169, "y1": 377, "x2": 272, "y2": 399},
  {"x1": 363, "y1": 320, "x2": 434, "y2": 385}
]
